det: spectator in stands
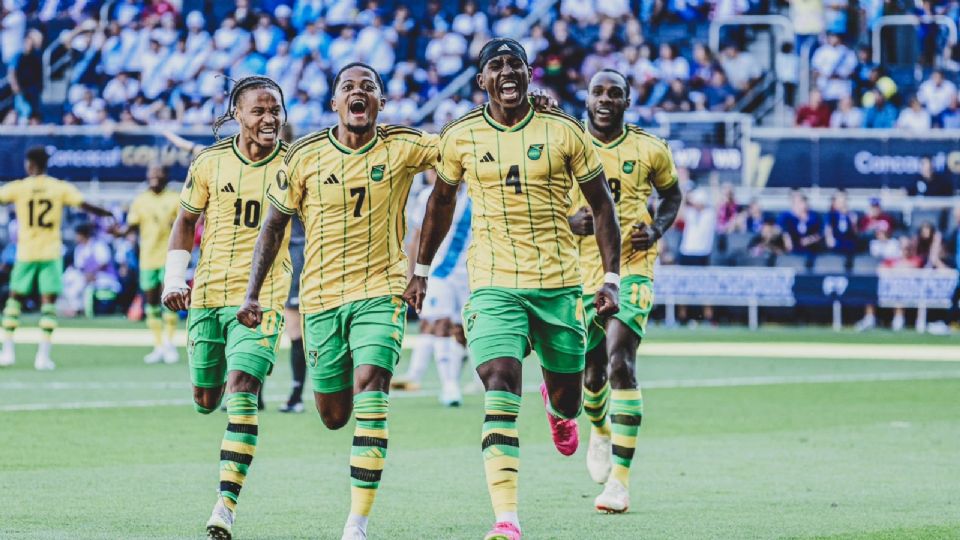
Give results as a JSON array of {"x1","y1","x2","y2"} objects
[
  {"x1": 143, "y1": 0, "x2": 177, "y2": 21},
  {"x1": 777, "y1": 42, "x2": 799, "y2": 107},
  {"x1": 862, "y1": 90, "x2": 897, "y2": 128},
  {"x1": 779, "y1": 191, "x2": 823, "y2": 256},
  {"x1": 897, "y1": 96, "x2": 933, "y2": 132},
  {"x1": 6, "y1": 29, "x2": 42, "y2": 124},
  {"x1": 701, "y1": 70, "x2": 737, "y2": 112},
  {"x1": 426, "y1": 26, "x2": 467, "y2": 82},
  {"x1": 860, "y1": 67, "x2": 898, "y2": 108},
  {"x1": 830, "y1": 95, "x2": 864, "y2": 128},
  {"x1": 253, "y1": 13, "x2": 284, "y2": 56},
  {"x1": 719, "y1": 43, "x2": 761, "y2": 92},
  {"x1": 539, "y1": 19, "x2": 584, "y2": 106},
  {"x1": 560, "y1": 0, "x2": 599, "y2": 25},
  {"x1": 103, "y1": 72, "x2": 141, "y2": 107},
  {"x1": 913, "y1": 156, "x2": 955, "y2": 197},
  {"x1": 659, "y1": 79, "x2": 693, "y2": 112},
  {"x1": 825, "y1": 189, "x2": 858, "y2": 263},
  {"x1": 434, "y1": 92, "x2": 471, "y2": 125},
  {"x1": 690, "y1": 42, "x2": 718, "y2": 88},
  {"x1": 521, "y1": 24, "x2": 548, "y2": 64},
  {"x1": 918, "y1": 70, "x2": 957, "y2": 127},
  {"x1": 453, "y1": 0, "x2": 489, "y2": 39},
  {"x1": 796, "y1": 89, "x2": 831, "y2": 127},
  {"x1": 738, "y1": 198, "x2": 765, "y2": 235},
  {"x1": 916, "y1": 221, "x2": 946, "y2": 269},
  {"x1": 852, "y1": 45, "x2": 876, "y2": 98},
  {"x1": 859, "y1": 197, "x2": 895, "y2": 246},
  {"x1": 747, "y1": 217, "x2": 786, "y2": 266},
  {"x1": 291, "y1": 20, "x2": 330, "y2": 59},
  {"x1": 716, "y1": 182, "x2": 739, "y2": 236},
  {"x1": 811, "y1": 32, "x2": 856, "y2": 105},
  {"x1": 72, "y1": 88, "x2": 107, "y2": 125},
  {"x1": 62, "y1": 224, "x2": 121, "y2": 318},
  {"x1": 581, "y1": 41, "x2": 617, "y2": 85},
  {"x1": 1, "y1": 0, "x2": 26, "y2": 69},
  {"x1": 856, "y1": 228, "x2": 907, "y2": 332},
  {"x1": 677, "y1": 188, "x2": 716, "y2": 324},
  {"x1": 356, "y1": 15, "x2": 397, "y2": 74},
  {"x1": 943, "y1": 95, "x2": 960, "y2": 129}
]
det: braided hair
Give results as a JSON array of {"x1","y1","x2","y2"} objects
[{"x1": 212, "y1": 76, "x2": 287, "y2": 140}]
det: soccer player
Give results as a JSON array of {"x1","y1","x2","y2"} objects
[
  {"x1": 0, "y1": 146, "x2": 113, "y2": 370},
  {"x1": 161, "y1": 76, "x2": 292, "y2": 540},
  {"x1": 569, "y1": 69, "x2": 683, "y2": 513},
  {"x1": 403, "y1": 39, "x2": 622, "y2": 540},
  {"x1": 397, "y1": 171, "x2": 473, "y2": 406},
  {"x1": 114, "y1": 164, "x2": 181, "y2": 364},
  {"x1": 237, "y1": 63, "x2": 439, "y2": 540}
]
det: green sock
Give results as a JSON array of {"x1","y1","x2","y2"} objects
[
  {"x1": 610, "y1": 388, "x2": 643, "y2": 486},
  {"x1": 2, "y1": 298, "x2": 21, "y2": 334},
  {"x1": 583, "y1": 382, "x2": 611, "y2": 435},
  {"x1": 219, "y1": 392, "x2": 259, "y2": 512},
  {"x1": 39, "y1": 303, "x2": 56, "y2": 336},
  {"x1": 350, "y1": 391, "x2": 390, "y2": 517}
]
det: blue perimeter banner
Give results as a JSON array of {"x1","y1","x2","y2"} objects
[
  {"x1": 756, "y1": 134, "x2": 960, "y2": 190},
  {"x1": 0, "y1": 132, "x2": 215, "y2": 183}
]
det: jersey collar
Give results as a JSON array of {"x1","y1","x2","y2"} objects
[
  {"x1": 482, "y1": 102, "x2": 535, "y2": 132},
  {"x1": 588, "y1": 126, "x2": 628, "y2": 149},
  {"x1": 231, "y1": 135, "x2": 282, "y2": 167},
  {"x1": 327, "y1": 127, "x2": 379, "y2": 155}
]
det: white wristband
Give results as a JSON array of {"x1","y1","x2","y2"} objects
[
  {"x1": 413, "y1": 263, "x2": 431, "y2": 278},
  {"x1": 163, "y1": 249, "x2": 191, "y2": 290},
  {"x1": 604, "y1": 272, "x2": 621, "y2": 288}
]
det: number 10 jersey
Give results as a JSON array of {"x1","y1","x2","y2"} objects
[{"x1": 179, "y1": 136, "x2": 292, "y2": 312}]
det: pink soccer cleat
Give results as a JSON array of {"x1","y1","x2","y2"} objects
[
  {"x1": 540, "y1": 383, "x2": 579, "y2": 456},
  {"x1": 483, "y1": 521, "x2": 521, "y2": 540}
]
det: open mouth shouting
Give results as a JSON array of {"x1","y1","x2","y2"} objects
[
  {"x1": 259, "y1": 124, "x2": 278, "y2": 142},
  {"x1": 593, "y1": 106, "x2": 613, "y2": 122},
  {"x1": 349, "y1": 98, "x2": 368, "y2": 120},
  {"x1": 499, "y1": 80, "x2": 521, "y2": 102}
]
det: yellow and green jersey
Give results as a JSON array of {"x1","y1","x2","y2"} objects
[
  {"x1": 127, "y1": 189, "x2": 180, "y2": 270},
  {"x1": 269, "y1": 125, "x2": 438, "y2": 313},
  {"x1": 570, "y1": 125, "x2": 678, "y2": 293},
  {"x1": 179, "y1": 136, "x2": 292, "y2": 312},
  {"x1": 436, "y1": 104, "x2": 604, "y2": 290},
  {"x1": 0, "y1": 174, "x2": 85, "y2": 262}
]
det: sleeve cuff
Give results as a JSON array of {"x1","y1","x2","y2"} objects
[
  {"x1": 267, "y1": 193, "x2": 295, "y2": 215},
  {"x1": 576, "y1": 166, "x2": 604, "y2": 184},
  {"x1": 180, "y1": 200, "x2": 203, "y2": 214},
  {"x1": 436, "y1": 169, "x2": 461, "y2": 186}
]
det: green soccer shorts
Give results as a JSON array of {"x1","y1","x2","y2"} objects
[
  {"x1": 187, "y1": 306, "x2": 284, "y2": 387},
  {"x1": 303, "y1": 295, "x2": 407, "y2": 394},
  {"x1": 462, "y1": 286, "x2": 586, "y2": 374},
  {"x1": 583, "y1": 275, "x2": 654, "y2": 352},
  {"x1": 139, "y1": 267, "x2": 164, "y2": 292},
  {"x1": 10, "y1": 259, "x2": 63, "y2": 296}
]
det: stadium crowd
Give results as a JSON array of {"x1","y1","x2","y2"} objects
[{"x1": 3, "y1": 0, "x2": 960, "y2": 128}]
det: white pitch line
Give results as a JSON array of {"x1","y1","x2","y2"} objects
[{"x1": 3, "y1": 371, "x2": 959, "y2": 412}]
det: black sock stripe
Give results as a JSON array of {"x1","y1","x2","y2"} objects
[
  {"x1": 612, "y1": 445, "x2": 636, "y2": 460},
  {"x1": 353, "y1": 436, "x2": 388, "y2": 449},
  {"x1": 220, "y1": 450, "x2": 253, "y2": 466},
  {"x1": 503, "y1": 467, "x2": 518, "y2": 472},
  {"x1": 481, "y1": 433, "x2": 519, "y2": 450},
  {"x1": 227, "y1": 423, "x2": 259, "y2": 435},
  {"x1": 350, "y1": 466, "x2": 383, "y2": 483},
  {"x1": 583, "y1": 404, "x2": 607, "y2": 415},
  {"x1": 220, "y1": 481, "x2": 243, "y2": 496},
  {"x1": 483, "y1": 414, "x2": 517, "y2": 423},
  {"x1": 610, "y1": 414, "x2": 643, "y2": 427}
]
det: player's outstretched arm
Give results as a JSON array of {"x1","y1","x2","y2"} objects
[
  {"x1": 237, "y1": 206, "x2": 291, "y2": 328},
  {"x1": 579, "y1": 173, "x2": 621, "y2": 316},
  {"x1": 402, "y1": 180, "x2": 459, "y2": 313},
  {"x1": 631, "y1": 182, "x2": 682, "y2": 252},
  {"x1": 162, "y1": 209, "x2": 200, "y2": 311},
  {"x1": 80, "y1": 202, "x2": 114, "y2": 218}
]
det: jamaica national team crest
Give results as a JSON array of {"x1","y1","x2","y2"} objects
[
  {"x1": 527, "y1": 144, "x2": 544, "y2": 160},
  {"x1": 308, "y1": 349, "x2": 319, "y2": 368},
  {"x1": 623, "y1": 160, "x2": 636, "y2": 174},
  {"x1": 370, "y1": 164, "x2": 385, "y2": 182}
]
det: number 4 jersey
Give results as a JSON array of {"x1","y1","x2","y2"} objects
[
  {"x1": 268, "y1": 125, "x2": 439, "y2": 314},
  {"x1": 179, "y1": 136, "x2": 292, "y2": 312},
  {"x1": 0, "y1": 174, "x2": 86, "y2": 262}
]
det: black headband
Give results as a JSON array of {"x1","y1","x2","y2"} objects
[{"x1": 478, "y1": 38, "x2": 528, "y2": 71}]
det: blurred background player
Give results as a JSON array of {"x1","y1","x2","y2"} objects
[
  {"x1": 569, "y1": 70, "x2": 683, "y2": 514},
  {"x1": 0, "y1": 146, "x2": 113, "y2": 370},
  {"x1": 113, "y1": 164, "x2": 181, "y2": 364},
  {"x1": 394, "y1": 169, "x2": 472, "y2": 407},
  {"x1": 404, "y1": 38, "x2": 621, "y2": 540},
  {"x1": 238, "y1": 63, "x2": 440, "y2": 540},
  {"x1": 162, "y1": 76, "x2": 292, "y2": 540}
]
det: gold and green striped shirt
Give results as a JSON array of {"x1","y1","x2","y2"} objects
[
  {"x1": 437, "y1": 104, "x2": 604, "y2": 290},
  {"x1": 179, "y1": 136, "x2": 292, "y2": 311},
  {"x1": 269, "y1": 125, "x2": 438, "y2": 313}
]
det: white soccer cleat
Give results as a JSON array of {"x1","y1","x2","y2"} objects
[
  {"x1": 341, "y1": 524, "x2": 367, "y2": 540},
  {"x1": 854, "y1": 313, "x2": 876, "y2": 332},
  {"x1": 891, "y1": 313, "x2": 905, "y2": 332},
  {"x1": 162, "y1": 344, "x2": 179, "y2": 364},
  {"x1": 144, "y1": 347, "x2": 164, "y2": 364},
  {"x1": 594, "y1": 478, "x2": 630, "y2": 514},
  {"x1": 0, "y1": 343, "x2": 14, "y2": 367},
  {"x1": 586, "y1": 430, "x2": 612, "y2": 484},
  {"x1": 34, "y1": 354, "x2": 55, "y2": 371},
  {"x1": 206, "y1": 497, "x2": 234, "y2": 540},
  {"x1": 926, "y1": 321, "x2": 952, "y2": 336},
  {"x1": 440, "y1": 381, "x2": 462, "y2": 407}
]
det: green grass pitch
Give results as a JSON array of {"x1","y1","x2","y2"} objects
[{"x1": 1, "y1": 321, "x2": 958, "y2": 539}]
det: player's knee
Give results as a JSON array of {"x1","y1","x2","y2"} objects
[
  {"x1": 583, "y1": 366, "x2": 607, "y2": 392},
  {"x1": 478, "y1": 362, "x2": 522, "y2": 394},
  {"x1": 193, "y1": 391, "x2": 221, "y2": 414},
  {"x1": 608, "y1": 354, "x2": 637, "y2": 389},
  {"x1": 552, "y1": 394, "x2": 582, "y2": 419},
  {"x1": 227, "y1": 371, "x2": 262, "y2": 394},
  {"x1": 320, "y1": 409, "x2": 350, "y2": 430}
]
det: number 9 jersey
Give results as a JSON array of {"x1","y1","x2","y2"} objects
[{"x1": 179, "y1": 136, "x2": 292, "y2": 312}]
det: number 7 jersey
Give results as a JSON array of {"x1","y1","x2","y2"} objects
[
  {"x1": 179, "y1": 136, "x2": 292, "y2": 311},
  {"x1": 268, "y1": 125, "x2": 439, "y2": 313}
]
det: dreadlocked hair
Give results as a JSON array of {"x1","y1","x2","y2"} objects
[{"x1": 212, "y1": 76, "x2": 287, "y2": 140}]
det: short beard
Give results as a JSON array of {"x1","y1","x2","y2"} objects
[
  {"x1": 587, "y1": 109, "x2": 625, "y2": 136},
  {"x1": 345, "y1": 122, "x2": 373, "y2": 134}
]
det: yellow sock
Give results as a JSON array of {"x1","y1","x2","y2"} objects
[
  {"x1": 350, "y1": 391, "x2": 389, "y2": 517},
  {"x1": 162, "y1": 311, "x2": 178, "y2": 343},
  {"x1": 610, "y1": 388, "x2": 643, "y2": 486},
  {"x1": 145, "y1": 305, "x2": 163, "y2": 347}
]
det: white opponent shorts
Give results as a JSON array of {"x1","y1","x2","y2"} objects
[{"x1": 420, "y1": 272, "x2": 469, "y2": 324}]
